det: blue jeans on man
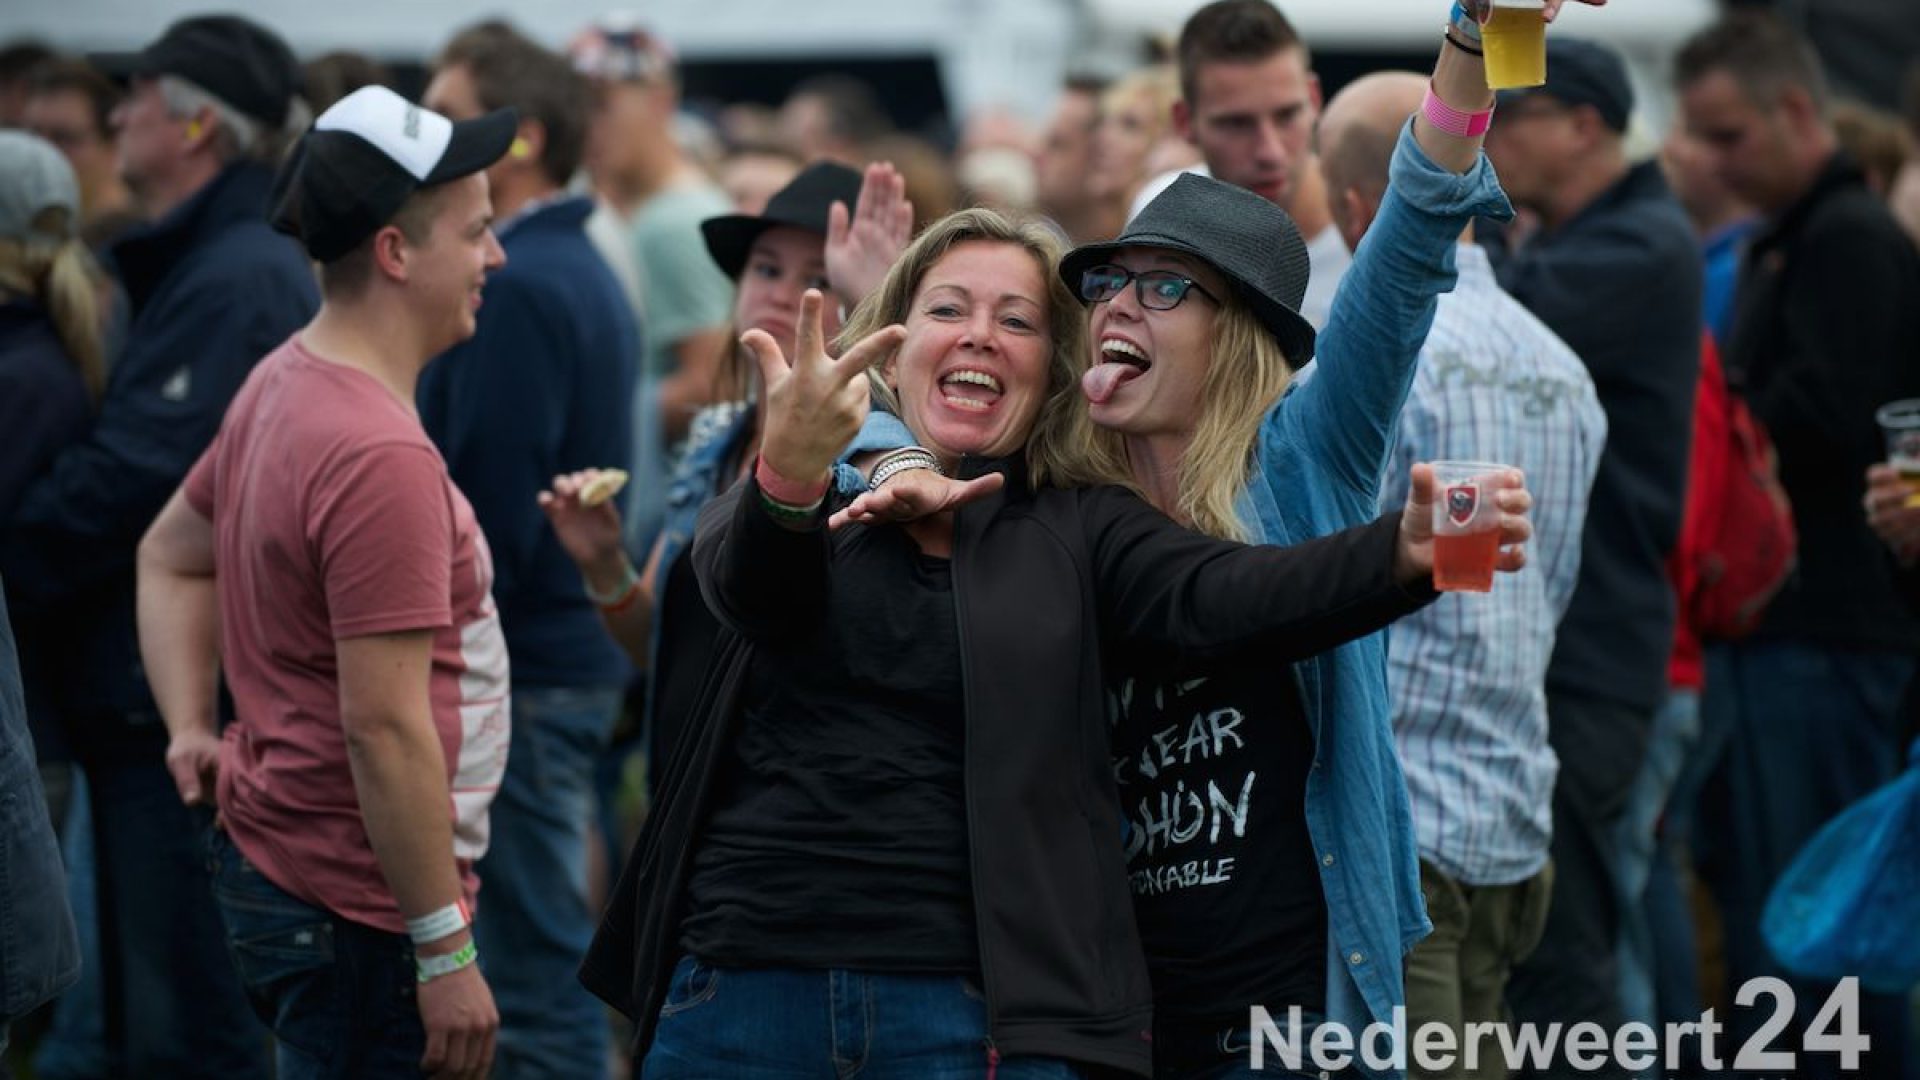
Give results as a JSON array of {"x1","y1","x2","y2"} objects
[
  {"x1": 205, "y1": 825, "x2": 425, "y2": 1079},
  {"x1": 474, "y1": 684, "x2": 625, "y2": 1080}
]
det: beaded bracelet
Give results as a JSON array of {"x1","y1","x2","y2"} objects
[{"x1": 868, "y1": 446, "x2": 946, "y2": 492}]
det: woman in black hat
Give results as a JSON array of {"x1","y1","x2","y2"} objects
[
  {"x1": 577, "y1": 201, "x2": 1533, "y2": 1078},
  {"x1": 1061, "y1": 7, "x2": 1591, "y2": 1078},
  {"x1": 539, "y1": 159, "x2": 913, "y2": 777}
]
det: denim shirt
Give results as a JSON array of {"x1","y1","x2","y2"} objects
[
  {"x1": 643, "y1": 402, "x2": 915, "y2": 732},
  {"x1": 1236, "y1": 120, "x2": 1512, "y2": 1067}
]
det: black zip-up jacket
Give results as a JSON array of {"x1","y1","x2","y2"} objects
[
  {"x1": 1722, "y1": 152, "x2": 1920, "y2": 650},
  {"x1": 580, "y1": 458, "x2": 1435, "y2": 1076},
  {"x1": 1492, "y1": 160, "x2": 1703, "y2": 714}
]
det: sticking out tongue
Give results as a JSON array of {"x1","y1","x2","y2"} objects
[{"x1": 1082, "y1": 362, "x2": 1146, "y2": 405}]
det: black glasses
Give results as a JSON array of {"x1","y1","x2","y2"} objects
[{"x1": 1079, "y1": 264, "x2": 1219, "y2": 311}]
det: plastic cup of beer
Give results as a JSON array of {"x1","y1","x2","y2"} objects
[
  {"x1": 1481, "y1": 0, "x2": 1548, "y2": 90},
  {"x1": 1431, "y1": 461, "x2": 1509, "y2": 593},
  {"x1": 1876, "y1": 399, "x2": 1920, "y2": 507}
]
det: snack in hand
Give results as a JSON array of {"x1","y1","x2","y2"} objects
[{"x1": 578, "y1": 468, "x2": 630, "y2": 508}]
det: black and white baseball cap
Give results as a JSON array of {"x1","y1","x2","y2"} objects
[{"x1": 270, "y1": 85, "x2": 517, "y2": 263}]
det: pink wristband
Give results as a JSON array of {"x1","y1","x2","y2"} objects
[
  {"x1": 754, "y1": 454, "x2": 829, "y2": 507},
  {"x1": 1422, "y1": 81, "x2": 1494, "y2": 138}
]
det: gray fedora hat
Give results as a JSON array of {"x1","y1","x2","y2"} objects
[{"x1": 1060, "y1": 172, "x2": 1316, "y2": 363}]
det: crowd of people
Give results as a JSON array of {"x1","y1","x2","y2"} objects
[{"x1": 0, "y1": 2, "x2": 1918, "y2": 1079}]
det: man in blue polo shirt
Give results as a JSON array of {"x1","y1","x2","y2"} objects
[{"x1": 421, "y1": 22, "x2": 638, "y2": 1080}]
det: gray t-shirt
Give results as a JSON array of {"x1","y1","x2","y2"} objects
[
  {"x1": 631, "y1": 183, "x2": 735, "y2": 379},
  {"x1": 625, "y1": 182, "x2": 737, "y2": 554}
]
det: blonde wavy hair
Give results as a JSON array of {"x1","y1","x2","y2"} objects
[
  {"x1": 1084, "y1": 292, "x2": 1294, "y2": 541},
  {"x1": 838, "y1": 207, "x2": 1130, "y2": 490},
  {"x1": 0, "y1": 206, "x2": 107, "y2": 400}
]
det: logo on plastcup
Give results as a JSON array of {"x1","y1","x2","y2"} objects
[
  {"x1": 1897, "y1": 432, "x2": 1920, "y2": 461},
  {"x1": 1446, "y1": 483, "x2": 1478, "y2": 527}
]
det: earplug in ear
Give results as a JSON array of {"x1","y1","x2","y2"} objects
[
  {"x1": 510, "y1": 136, "x2": 532, "y2": 160},
  {"x1": 187, "y1": 120, "x2": 203, "y2": 140}
]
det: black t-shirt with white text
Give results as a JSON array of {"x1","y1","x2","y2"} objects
[{"x1": 1109, "y1": 660, "x2": 1326, "y2": 1023}]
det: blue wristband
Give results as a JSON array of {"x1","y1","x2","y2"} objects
[{"x1": 1450, "y1": 1, "x2": 1485, "y2": 39}]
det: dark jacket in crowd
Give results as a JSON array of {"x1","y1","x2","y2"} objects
[
  {"x1": 0, "y1": 300, "x2": 90, "y2": 523},
  {"x1": 1723, "y1": 152, "x2": 1920, "y2": 650},
  {"x1": 1494, "y1": 161, "x2": 1703, "y2": 714},
  {"x1": 0, "y1": 299, "x2": 95, "y2": 758},
  {"x1": 418, "y1": 195, "x2": 637, "y2": 689},
  {"x1": 580, "y1": 459, "x2": 1435, "y2": 1077},
  {"x1": 0, "y1": 577, "x2": 81, "y2": 1024},
  {"x1": 0, "y1": 163, "x2": 319, "y2": 759}
]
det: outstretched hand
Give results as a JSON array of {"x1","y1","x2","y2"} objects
[
  {"x1": 829, "y1": 469, "x2": 1006, "y2": 531},
  {"x1": 1396, "y1": 464, "x2": 1534, "y2": 584},
  {"x1": 754, "y1": 289, "x2": 906, "y2": 487},
  {"x1": 825, "y1": 162, "x2": 914, "y2": 307}
]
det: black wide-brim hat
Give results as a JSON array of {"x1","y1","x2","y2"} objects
[
  {"x1": 701, "y1": 161, "x2": 864, "y2": 279},
  {"x1": 1060, "y1": 172, "x2": 1317, "y2": 364}
]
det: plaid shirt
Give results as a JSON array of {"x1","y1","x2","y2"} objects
[{"x1": 1379, "y1": 245, "x2": 1607, "y2": 886}]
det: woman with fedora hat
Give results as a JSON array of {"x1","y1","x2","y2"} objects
[
  {"x1": 1066, "y1": 6, "x2": 1594, "y2": 1077},
  {"x1": 538, "y1": 159, "x2": 915, "y2": 780}
]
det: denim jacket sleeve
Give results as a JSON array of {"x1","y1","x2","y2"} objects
[
  {"x1": 832, "y1": 407, "x2": 916, "y2": 495},
  {"x1": 1262, "y1": 119, "x2": 1515, "y2": 504}
]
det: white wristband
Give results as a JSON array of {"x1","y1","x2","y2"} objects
[{"x1": 405, "y1": 901, "x2": 470, "y2": 945}]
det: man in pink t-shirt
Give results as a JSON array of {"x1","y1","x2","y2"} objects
[{"x1": 136, "y1": 86, "x2": 515, "y2": 1080}]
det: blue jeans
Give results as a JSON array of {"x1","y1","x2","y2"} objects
[
  {"x1": 206, "y1": 826, "x2": 424, "y2": 1079},
  {"x1": 642, "y1": 958, "x2": 1085, "y2": 1079},
  {"x1": 473, "y1": 684, "x2": 624, "y2": 1080},
  {"x1": 1698, "y1": 641, "x2": 1915, "y2": 1080},
  {"x1": 32, "y1": 770, "x2": 107, "y2": 1080},
  {"x1": 88, "y1": 759, "x2": 267, "y2": 1078},
  {"x1": 1614, "y1": 688, "x2": 1701, "y2": 1041}
]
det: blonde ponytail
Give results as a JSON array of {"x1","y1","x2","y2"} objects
[{"x1": 0, "y1": 227, "x2": 107, "y2": 401}]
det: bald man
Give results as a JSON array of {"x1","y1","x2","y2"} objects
[{"x1": 1325, "y1": 72, "x2": 1608, "y2": 1080}]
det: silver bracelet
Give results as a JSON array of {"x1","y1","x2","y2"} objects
[{"x1": 868, "y1": 447, "x2": 945, "y2": 492}]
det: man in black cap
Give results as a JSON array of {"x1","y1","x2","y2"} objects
[
  {"x1": 416, "y1": 23, "x2": 639, "y2": 1079},
  {"x1": 1485, "y1": 36, "x2": 1703, "y2": 1076},
  {"x1": 0, "y1": 14, "x2": 315, "y2": 1076},
  {"x1": 140, "y1": 83, "x2": 518, "y2": 1080},
  {"x1": 1677, "y1": 15, "x2": 1920, "y2": 1075}
]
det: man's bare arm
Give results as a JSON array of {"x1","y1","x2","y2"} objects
[
  {"x1": 338, "y1": 630, "x2": 497, "y2": 1078},
  {"x1": 137, "y1": 490, "x2": 222, "y2": 805}
]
